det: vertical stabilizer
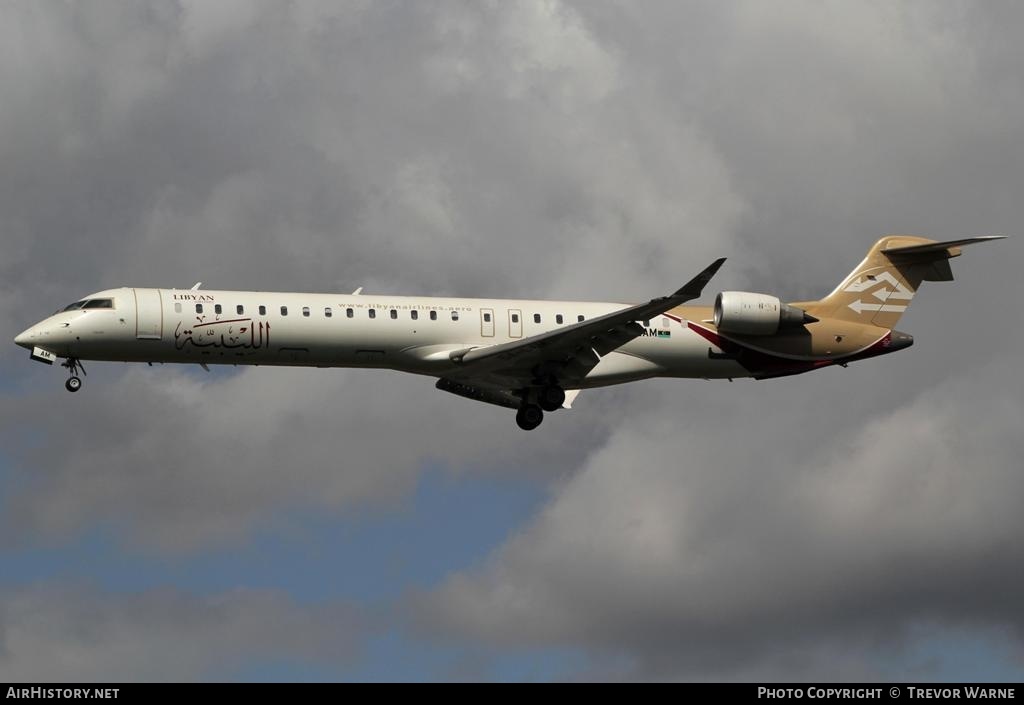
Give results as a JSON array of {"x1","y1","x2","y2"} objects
[{"x1": 807, "y1": 235, "x2": 1004, "y2": 328}]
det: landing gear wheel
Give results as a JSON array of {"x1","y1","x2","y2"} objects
[
  {"x1": 65, "y1": 376, "x2": 82, "y2": 393},
  {"x1": 538, "y1": 385, "x2": 566, "y2": 412},
  {"x1": 516, "y1": 404, "x2": 544, "y2": 431}
]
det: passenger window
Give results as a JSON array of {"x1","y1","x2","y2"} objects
[
  {"x1": 324, "y1": 307, "x2": 332, "y2": 318},
  {"x1": 411, "y1": 310, "x2": 418, "y2": 321},
  {"x1": 511, "y1": 313, "x2": 519, "y2": 323},
  {"x1": 484, "y1": 312, "x2": 492, "y2": 322},
  {"x1": 302, "y1": 307, "x2": 310, "y2": 317},
  {"x1": 196, "y1": 304, "x2": 203, "y2": 314},
  {"x1": 556, "y1": 314, "x2": 563, "y2": 324},
  {"x1": 259, "y1": 305, "x2": 266, "y2": 316},
  {"x1": 578, "y1": 315, "x2": 585, "y2": 322},
  {"x1": 346, "y1": 308, "x2": 354, "y2": 318},
  {"x1": 430, "y1": 311, "x2": 437, "y2": 321},
  {"x1": 451, "y1": 311, "x2": 459, "y2": 321},
  {"x1": 281, "y1": 306, "x2": 288, "y2": 316},
  {"x1": 662, "y1": 317, "x2": 670, "y2": 327},
  {"x1": 214, "y1": 304, "x2": 222, "y2": 314},
  {"x1": 369, "y1": 309, "x2": 376, "y2": 319},
  {"x1": 533, "y1": 313, "x2": 541, "y2": 323},
  {"x1": 174, "y1": 303, "x2": 182, "y2": 313},
  {"x1": 390, "y1": 309, "x2": 397, "y2": 319},
  {"x1": 237, "y1": 305, "x2": 244, "y2": 315}
]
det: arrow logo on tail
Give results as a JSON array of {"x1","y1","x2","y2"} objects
[
  {"x1": 871, "y1": 285, "x2": 914, "y2": 301},
  {"x1": 847, "y1": 300, "x2": 908, "y2": 314},
  {"x1": 843, "y1": 271, "x2": 915, "y2": 300}
]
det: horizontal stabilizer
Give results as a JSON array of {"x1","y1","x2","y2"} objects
[{"x1": 882, "y1": 235, "x2": 1006, "y2": 258}]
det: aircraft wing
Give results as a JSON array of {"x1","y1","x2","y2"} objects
[{"x1": 442, "y1": 258, "x2": 726, "y2": 394}]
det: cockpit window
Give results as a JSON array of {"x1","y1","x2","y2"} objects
[{"x1": 58, "y1": 298, "x2": 114, "y2": 313}]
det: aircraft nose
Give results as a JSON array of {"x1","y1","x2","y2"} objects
[{"x1": 14, "y1": 327, "x2": 34, "y2": 349}]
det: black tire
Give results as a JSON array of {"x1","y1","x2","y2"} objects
[
  {"x1": 65, "y1": 376, "x2": 82, "y2": 393},
  {"x1": 515, "y1": 404, "x2": 544, "y2": 431},
  {"x1": 538, "y1": 385, "x2": 566, "y2": 412}
]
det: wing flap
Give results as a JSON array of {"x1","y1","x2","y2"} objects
[
  {"x1": 591, "y1": 321, "x2": 645, "y2": 356},
  {"x1": 561, "y1": 346, "x2": 600, "y2": 379},
  {"x1": 435, "y1": 378, "x2": 522, "y2": 409}
]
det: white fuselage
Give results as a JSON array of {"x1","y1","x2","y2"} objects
[
  {"x1": 15, "y1": 287, "x2": 748, "y2": 387},
  {"x1": 17, "y1": 236, "x2": 992, "y2": 427}
]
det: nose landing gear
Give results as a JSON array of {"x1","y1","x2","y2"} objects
[{"x1": 61, "y1": 357, "x2": 86, "y2": 393}]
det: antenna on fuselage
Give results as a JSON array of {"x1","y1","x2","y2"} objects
[
  {"x1": 351, "y1": 287, "x2": 363, "y2": 295},
  {"x1": 191, "y1": 282, "x2": 202, "y2": 290}
]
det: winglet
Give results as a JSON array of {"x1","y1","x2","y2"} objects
[{"x1": 673, "y1": 258, "x2": 727, "y2": 300}]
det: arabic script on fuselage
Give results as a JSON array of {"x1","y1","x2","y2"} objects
[{"x1": 173, "y1": 318, "x2": 270, "y2": 351}]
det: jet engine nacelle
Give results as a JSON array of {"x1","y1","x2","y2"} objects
[{"x1": 713, "y1": 291, "x2": 815, "y2": 335}]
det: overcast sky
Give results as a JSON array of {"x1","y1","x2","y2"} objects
[{"x1": 1, "y1": 0, "x2": 1022, "y2": 681}]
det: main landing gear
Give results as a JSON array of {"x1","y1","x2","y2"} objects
[
  {"x1": 515, "y1": 384, "x2": 566, "y2": 431},
  {"x1": 537, "y1": 385, "x2": 565, "y2": 412},
  {"x1": 516, "y1": 404, "x2": 544, "y2": 431},
  {"x1": 61, "y1": 357, "x2": 85, "y2": 393}
]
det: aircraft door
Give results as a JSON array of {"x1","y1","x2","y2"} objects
[
  {"x1": 508, "y1": 309, "x2": 522, "y2": 338},
  {"x1": 133, "y1": 288, "x2": 163, "y2": 340},
  {"x1": 480, "y1": 308, "x2": 495, "y2": 337}
]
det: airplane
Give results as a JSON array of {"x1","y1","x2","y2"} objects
[{"x1": 14, "y1": 235, "x2": 1005, "y2": 430}]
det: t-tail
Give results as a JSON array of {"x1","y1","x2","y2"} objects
[{"x1": 805, "y1": 235, "x2": 1007, "y2": 329}]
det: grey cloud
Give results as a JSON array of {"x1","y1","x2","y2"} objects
[
  {"x1": 0, "y1": 584, "x2": 360, "y2": 681},
  {"x1": 0, "y1": 364, "x2": 592, "y2": 553},
  {"x1": 574, "y1": 1, "x2": 1024, "y2": 298},
  {"x1": 0, "y1": 0, "x2": 741, "y2": 322},
  {"x1": 413, "y1": 355, "x2": 1024, "y2": 678}
]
